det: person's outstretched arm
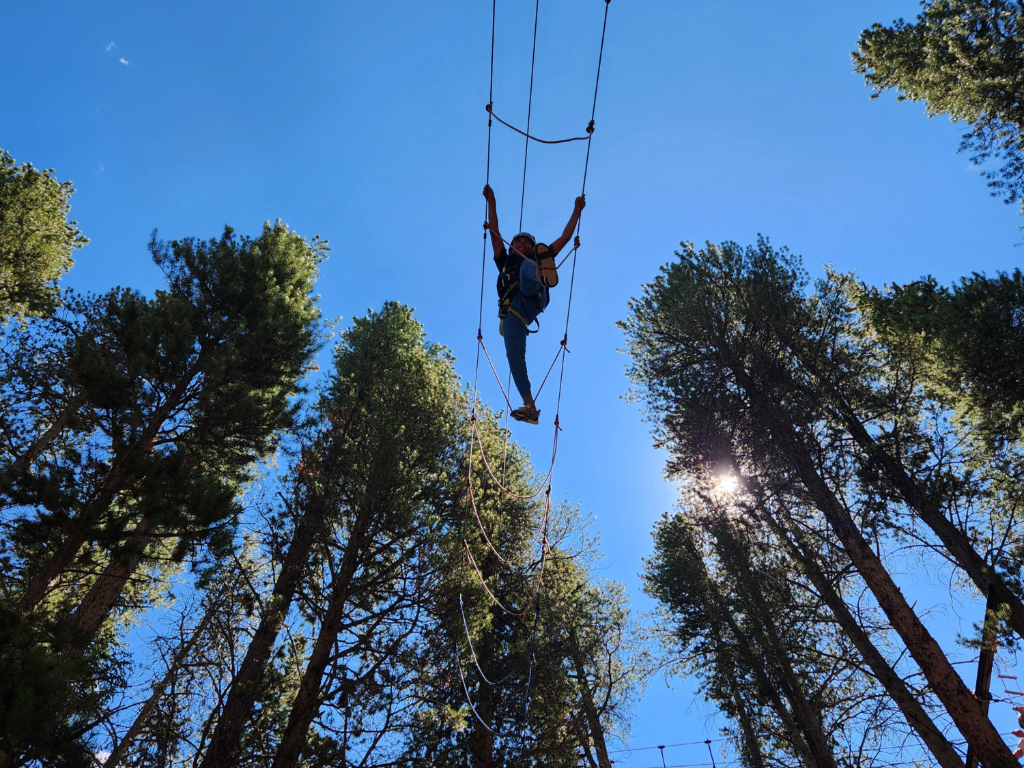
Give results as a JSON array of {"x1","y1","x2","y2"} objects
[
  {"x1": 483, "y1": 185, "x2": 504, "y2": 262},
  {"x1": 549, "y1": 194, "x2": 586, "y2": 257}
]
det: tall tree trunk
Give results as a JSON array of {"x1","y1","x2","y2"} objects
[
  {"x1": 196, "y1": 497, "x2": 325, "y2": 768},
  {"x1": 17, "y1": 529, "x2": 87, "y2": 614},
  {"x1": 466, "y1": 556, "x2": 499, "y2": 768},
  {"x1": 270, "y1": 513, "x2": 371, "y2": 768},
  {"x1": 681, "y1": 527, "x2": 820, "y2": 768},
  {"x1": 725, "y1": 666, "x2": 767, "y2": 768},
  {"x1": 756, "y1": 503, "x2": 965, "y2": 768},
  {"x1": 714, "y1": 524, "x2": 838, "y2": 768},
  {"x1": 566, "y1": 628, "x2": 612, "y2": 768},
  {"x1": 730, "y1": 363, "x2": 1017, "y2": 768},
  {"x1": 18, "y1": 366, "x2": 198, "y2": 615},
  {"x1": 105, "y1": 589, "x2": 221, "y2": 768},
  {"x1": 17, "y1": 479, "x2": 126, "y2": 613},
  {"x1": 827, "y1": 388, "x2": 1024, "y2": 640},
  {"x1": 69, "y1": 516, "x2": 157, "y2": 646},
  {"x1": 2, "y1": 392, "x2": 83, "y2": 489}
]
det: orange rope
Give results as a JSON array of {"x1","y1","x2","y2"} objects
[
  {"x1": 533, "y1": 340, "x2": 568, "y2": 402},
  {"x1": 471, "y1": 418, "x2": 556, "y2": 501},
  {"x1": 462, "y1": 524, "x2": 548, "y2": 620},
  {"x1": 479, "y1": 335, "x2": 514, "y2": 410},
  {"x1": 466, "y1": 478, "x2": 549, "y2": 566}
]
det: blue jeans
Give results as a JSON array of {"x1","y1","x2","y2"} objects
[{"x1": 502, "y1": 314, "x2": 532, "y2": 405}]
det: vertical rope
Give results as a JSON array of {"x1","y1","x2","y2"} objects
[
  {"x1": 462, "y1": 3, "x2": 611, "y2": 765},
  {"x1": 581, "y1": 0, "x2": 610, "y2": 195},
  {"x1": 705, "y1": 739, "x2": 718, "y2": 768},
  {"x1": 498, "y1": 370, "x2": 513, "y2": 519},
  {"x1": 518, "y1": 0, "x2": 541, "y2": 232},
  {"x1": 552, "y1": 0, "x2": 610, "y2": 428},
  {"x1": 470, "y1": 0, "x2": 499, "y2": 512}
]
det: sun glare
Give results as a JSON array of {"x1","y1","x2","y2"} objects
[{"x1": 716, "y1": 475, "x2": 740, "y2": 495}]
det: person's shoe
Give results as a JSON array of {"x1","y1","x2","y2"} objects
[
  {"x1": 535, "y1": 243, "x2": 558, "y2": 288},
  {"x1": 510, "y1": 404, "x2": 540, "y2": 425}
]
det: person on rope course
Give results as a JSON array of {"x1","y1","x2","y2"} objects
[
  {"x1": 482, "y1": 183, "x2": 585, "y2": 425},
  {"x1": 1012, "y1": 705, "x2": 1024, "y2": 758}
]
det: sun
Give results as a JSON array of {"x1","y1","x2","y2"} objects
[{"x1": 716, "y1": 475, "x2": 740, "y2": 494}]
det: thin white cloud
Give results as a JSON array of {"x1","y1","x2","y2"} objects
[
  {"x1": 119, "y1": 57, "x2": 129, "y2": 66},
  {"x1": 106, "y1": 42, "x2": 115, "y2": 52}
]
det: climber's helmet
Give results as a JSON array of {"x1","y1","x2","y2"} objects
[{"x1": 511, "y1": 232, "x2": 536, "y2": 258}]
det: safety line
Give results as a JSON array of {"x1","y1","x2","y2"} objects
[
  {"x1": 469, "y1": 0, "x2": 499, "y2": 514},
  {"x1": 549, "y1": 0, "x2": 611, "y2": 429},
  {"x1": 459, "y1": 2, "x2": 611, "y2": 764},
  {"x1": 487, "y1": 0, "x2": 496, "y2": 179},
  {"x1": 532, "y1": 339, "x2": 567, "y2": 402},
  {"x1": 608, "y1": 740, "x2": 726, "y2": 755},
  {"x1": 518, "y1": 0, "x2": 541, "y2": 233},
  {"x1": 581, "y1": 0, "x2": 610, "y2": 195},
  {"x1": 478, "y1": 333, "x2": 564, "y2": 411},
  {"x1": 463, "y1": 531, "x2": 548, "y2": 620},
  {"x1": 459, "y1": 593, "x2": 540, "y2": 686},
  {"x1": 486, "y1": 104, "x2": 592, "y2": 145},
  {"x1": 468, "y1": 0, "x2": 611, "y2": 600},
  {"x1": 466, "y1": 0, "x2": 611, "y2": 623},
  {"x1": 457, "y1": 646, "x2": 531, "y2": 740},
  {"x1": 471, "y1": 419, "x2": 556, "y2": 501},
  {"x1": 478, "y1": 335, "x2": 514, "y2": 410},
  {"x1": 465, "y1": 478, "x2": 549, "y2": 566},
  {"x1": 456, "y1": 560, "x2": 545, "y2": 763}
]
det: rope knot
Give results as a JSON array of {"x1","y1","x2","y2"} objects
[
  {"x1": 477, "y1": 330, "x2": 483, "y2": 341},
  {"x1": 574, "y1": 235, "x2": 581, "y2": 249},
  {"x1": 485, "y1": 102, "x2": 493, "y2": 113},
  {"x1": 586, "y1": 119, "x2": 595, "y2": 134}
]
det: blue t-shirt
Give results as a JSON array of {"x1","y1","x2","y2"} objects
[
  {"x1": 511, "y1": 259, "x2": 549, "y2": 326},
  {"x1": 496, "y1": 246, "x2": 550, "y2": 326}
]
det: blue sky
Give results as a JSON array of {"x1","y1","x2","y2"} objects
[{"x1": 3, "y1": 0, "x2": 1023, "y2": 763}]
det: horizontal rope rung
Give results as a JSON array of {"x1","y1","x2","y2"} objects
[{"x1": 487, "y1": 104, "x2": 592, "y2": 145}]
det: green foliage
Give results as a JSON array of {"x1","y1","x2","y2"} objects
[
  {"x1": 0, "y1": 221, "x2": 326, "y2": 763},
  {"x1": 860, "y1": 270, "x2": 1024, "y2": 440},
  {"x1": 645, "y1": 497, "x2": 898, "y2": 768},
  {"x1": 0, "y1": 149, "x2": 87, "y2": 320},
  {"x1": 0, "y1": 620, "x2": 102, "y2": 767},
  {"x1": 5, "y1": 219, "x2": 326, "y2": 580},
  {"x1": 404, "y1": 429, "x2": 646, "y2": 768},
  {"x1": 275, "y1": 301, "x2": 467, "y2": 767},
  {"x1": 621, "y1": 237, "x2": 999, "y2": 767},
  {"x1": 854, "y1": 1, "x2": 1024, "y2": 212},
  {"x1": 0, "y1": 162, "x2": 636, "y2": 765}
]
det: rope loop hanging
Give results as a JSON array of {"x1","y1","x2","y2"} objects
[{"x1": 486, "y1": 102, "x2": 594, "y2": 145}]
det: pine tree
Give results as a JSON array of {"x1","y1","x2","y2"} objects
[
  {"x1": 0, "y1": 149, "x2": 87, "y2": 320},
  {"x1": 622, "y1": 238, "x2": 1014, "y2": 768},
  {"x1": 198, "y1": 302, "x2": 464, "y2": 767},
  {"x1": 854, "y1": 1, "x2": 1024, "y2": 214},
  {"x1": 0, "y1": 221, "x2": 325, "y2": 765}
]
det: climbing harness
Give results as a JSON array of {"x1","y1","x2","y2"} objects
[{"x1": 457, "y1": 1, "x2": 612, "y2": 765}]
